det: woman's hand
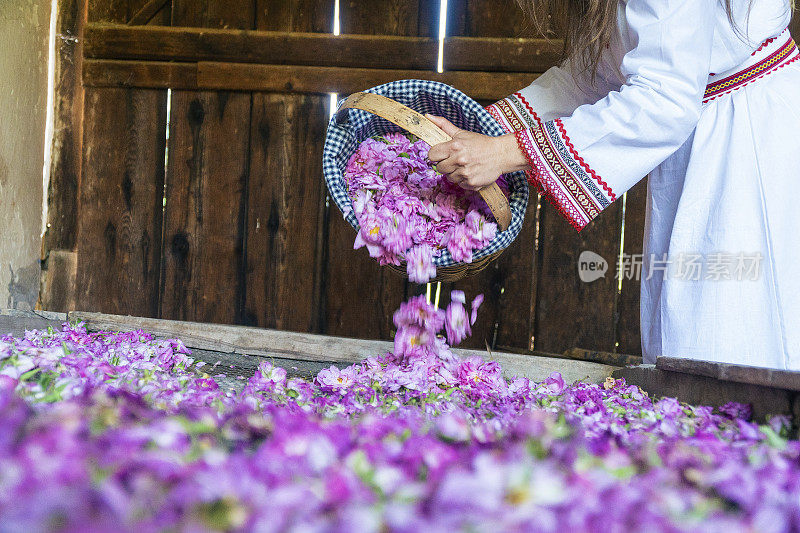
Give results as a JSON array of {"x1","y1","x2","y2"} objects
[{"x1": 425, "y1": 114, "x2": 529, "y2": 190}]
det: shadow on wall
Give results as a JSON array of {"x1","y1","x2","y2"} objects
[{"x1": 7, "y1": 263, "x2": 40, "y2": 311}]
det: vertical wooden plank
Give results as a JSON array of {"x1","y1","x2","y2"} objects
[
  {"x1": 449, "y1": 0, "x2": 529, "y2": 38},
  {"x1": 256, "y1": 0, "x2": 337, "y2": 33},
  {"x1": 244, "y1": 1, "x2": 333, "y2": 332},
  {"x1": 160, "y1": 0, "x2": 255, "y2": 324},
  {"x1": 87, "y1": 0, "x2": 132, "y2": 22},
  {"x1": 75, "y1": 0, "x2": 168, "y2": 317},
  {"x1": 616, "y1": 179, "x2": 647, "y2": 355},
  {"x1": 340, "y1": 0, "x2": 438, "y2": 38},
  {"x1": 534, "y1": 201, "x2": 623, "y2": 353},
  {"x1": 493, "y1": 199, "x2": 540, "y2": 350},
  {"x1": 171, "y1": 1, "x2": 253, "y2": 28},
  {"x1": 75, "y1": 88, "x2": 166, "y2": 317},
  {"x1": 44, "y1": 0, "x2": 85, "y2": 256},
  {"x1": 245, "y1": 95, "x2": 328, "y2": 331},
  {"x1": 88, "y1": 0, "x2": 169, "y2": 24},
  {"x1": 323, "y1": 0, "x2": 440, "y2": 341},
  {"x1": 160, "y1": 90, "x2": 251, "y2": 324}
]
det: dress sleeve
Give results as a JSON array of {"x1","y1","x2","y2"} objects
[{"x1": 487, "y1": 0, "x2": 715, "y2": 231}]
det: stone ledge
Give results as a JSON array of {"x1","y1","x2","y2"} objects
[{"x1": 0, "y1": 309, "x2": 67, "y2": 337}]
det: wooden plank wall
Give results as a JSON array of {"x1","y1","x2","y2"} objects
[
  {"x1": 75, "y1": 0, "x2": 170, "y2": 318},
  {"x1": 51, "y1": 0, "x2": 656, "y2": 356},
  {"x1": 247, "y1": 2, "x2": 333, "y2": 334},
  {"x1": 160, "y1": 1, "x2": 254, "y2": 324}
]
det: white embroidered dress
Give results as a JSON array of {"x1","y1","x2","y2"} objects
[{"x1": 486, "y1": 0, "x2": 800, "y2": 369}]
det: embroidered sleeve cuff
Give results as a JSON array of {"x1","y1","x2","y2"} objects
[
  {"x1": 488, "y1": 94, "x2": 616, "y2": 232},
  {"x1": 485, "y1": 97, "x2": 543, "y2": 194}
]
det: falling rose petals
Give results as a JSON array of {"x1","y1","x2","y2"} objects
[
  {"x1": 470, "y1": 294, "x2": 484, "y2": 326},
  {"x1": 444, "y1": 292, "x2": 471, "y2": 347},
  {"x1": 406, "y1": 245, "x2": 437, "y2": 283}
]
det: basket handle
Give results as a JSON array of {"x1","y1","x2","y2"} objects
[{"x1": 337, "y1": 92, "x2": 512, "y2": 232}]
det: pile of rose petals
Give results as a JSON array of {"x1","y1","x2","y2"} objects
[
  {"x1": 0, "y1": 294, "x2": 799, "y2": 532},
  {"x1": 344, "y1": 133, "x2": 504, "y2": 283}
]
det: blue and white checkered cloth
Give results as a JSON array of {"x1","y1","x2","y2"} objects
[{"x1": 322, "y1": 79, "x2": 529, "y2": 268}]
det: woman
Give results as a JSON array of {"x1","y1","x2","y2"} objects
[{"x1": 427, "y1": 0, "x2": 799, "y2": 370}]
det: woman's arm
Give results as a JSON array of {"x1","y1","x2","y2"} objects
[
  {"x1": 430, "y1": 0, "x2": 716, "y2": 231},
  {"x1": 429, "y1": 31, "x2": 623, "y2": 190}
]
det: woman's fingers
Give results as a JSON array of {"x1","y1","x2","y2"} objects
[
  {"x1": 443, "y1": 168, "x2": 477, "y2": 190},
  {"x1": 435, "y1": 158, "x2": 459, "y2": 175},
  {"x1": 427, "y1": 141, "x2": 451, "y2": 163},
  {"x1": 446, "y1": 174, "x2": 466, "y2": 187},
  {"x1": 425, "y1": 114, "x2": 461, "y2": 137},
  {"x1": 438, "y1": 161, "x2": 487, "y2": 190},
  {"x1": 424, "y1": 121, "x2": 497, "y2": 191}
]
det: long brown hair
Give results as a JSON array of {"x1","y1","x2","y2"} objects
[{"x1": 515, "y1": 0, "x2": 784, "y2": 81}]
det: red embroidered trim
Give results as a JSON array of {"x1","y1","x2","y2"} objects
[
  {"x1": 705, "y1": 50, "x2": 799, "y2": 104},
  {"x1": 491, "y1": 94, "x2": 610, "y2": 230},
  {"x1": 514, "y1": 130, "x2": 586, "y2": 231},
  {"x1": 514, "y1": 92, "x2": 614, "y2": 203},
  {"x1": 704, "y1": 36, "x2": 798, "y2": 103},
  {"x1": 705, "y1": 53, "x2": 800, "y2": 104},
  {"x1": 485, "y1": 104, "x2": 511, "y2": 133},
  {"x1": 514, "y1": 92, "x2": 538, "y2": 121},
  {"x1": 497, "y1": 96, "x2": 604, "y2": 226},
  {"x1": 752, "y1": 36, "x2": 778, "y2": 56},
  {"x1": 486, "y1": 103, "x2": 547, "y2": 200},
  {"x1": 554, "y1": 119, "x2": 616, "y2": 202}
]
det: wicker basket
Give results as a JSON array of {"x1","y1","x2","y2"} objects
[{"x1": 322, "y1": 80, "x2": 528, "y2": 283}]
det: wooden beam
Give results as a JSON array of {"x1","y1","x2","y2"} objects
[
  {"x1": 128, "y1": 0, "x2": 171, "y2": 26},
  {"x1": 84, "y1": 23, "x2": 562, "y2": 73},
  {"x1": 68, "y1": 311, "x2": 616, "y2": 384},
  {"x1": 0, "y1": 311, "x2": 67, "y2": 338},
  {"x1": 196, "y1": 62, "x2": 537, "y2": 100},
  {"x1": 615, "y1": 365, "x2": 798, "y2": 422},
  {"x1": 657, "y1": 357, "x2": 800, "y2": 393},
  {"x1": 497, "y1": 345, "x2": 643, "y2": 368},
  {"x1": 71, "y1": 311, "x2": 385, "y2": 364},
  {"x1": 561, "y1": 347, "x2": 643, "y2": 367},
  {"x1": 82, "y1": 59, "x2": 538, "y2": 100},
  {"x1": 45, "y1": 0, "x2": 85, "y2": 256},
  {"x1": 83, "y1": 59, "x2": 197, "y2": 89}
]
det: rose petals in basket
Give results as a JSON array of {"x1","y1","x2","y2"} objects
[{"x1": 345, "y1": 133, "x2": 505, "y2": 283}]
